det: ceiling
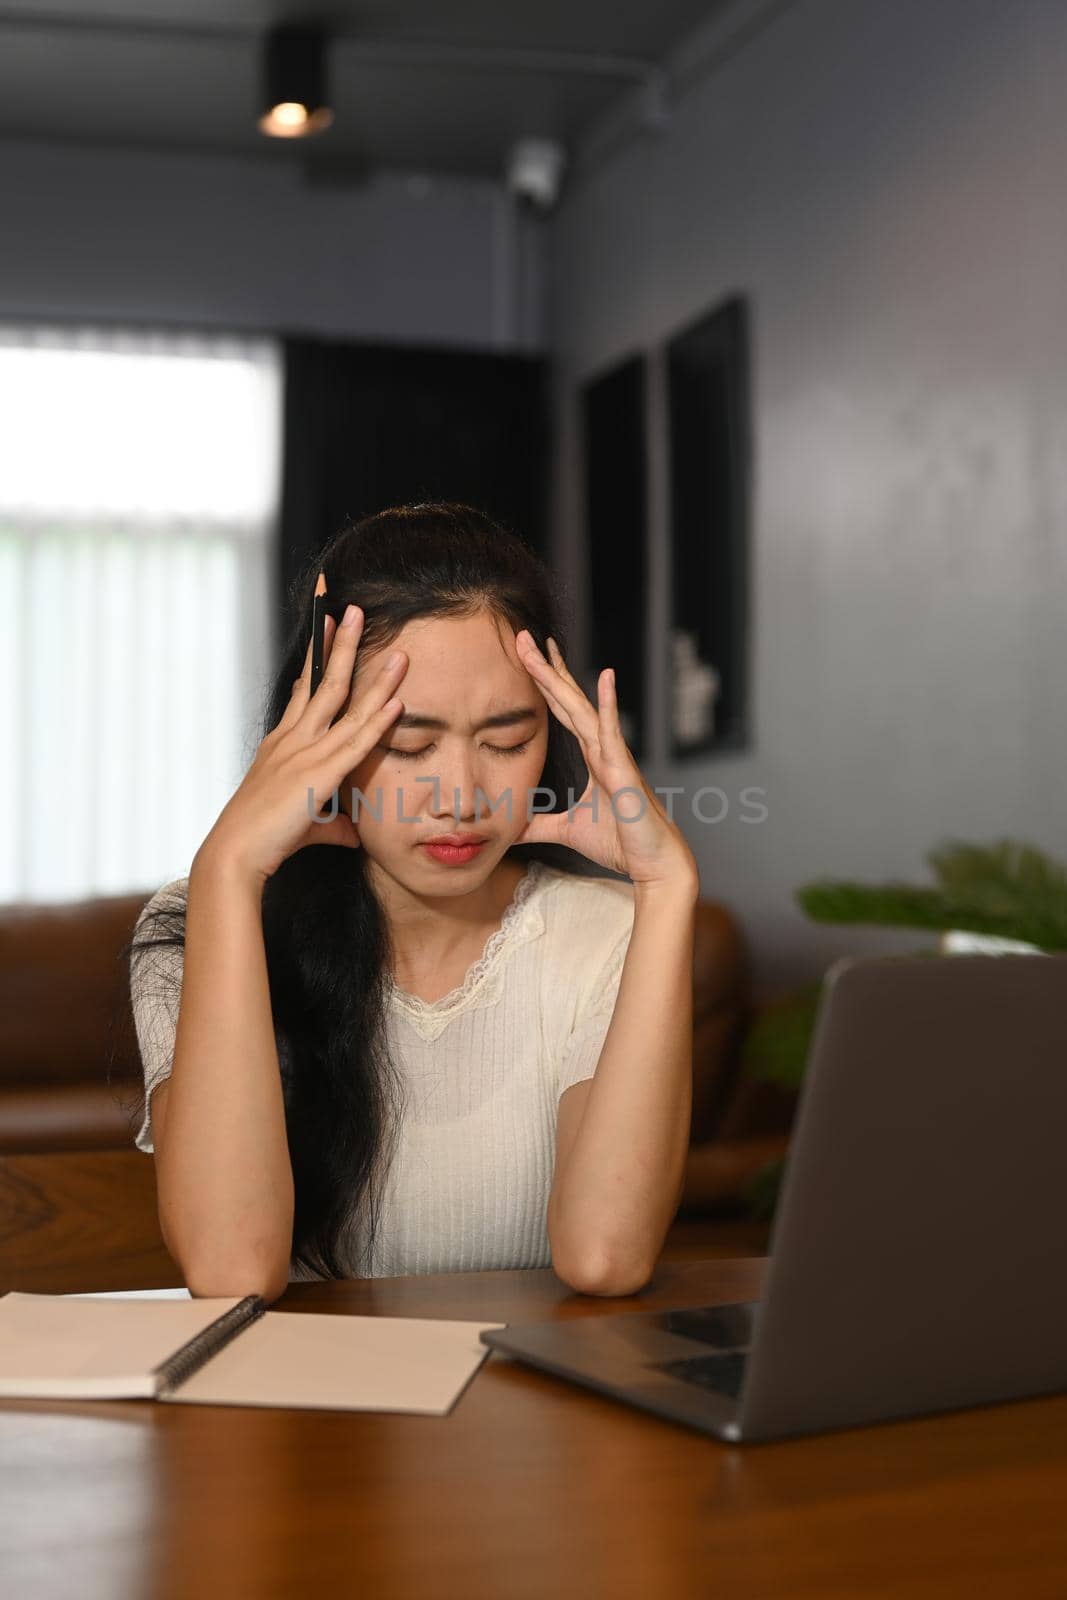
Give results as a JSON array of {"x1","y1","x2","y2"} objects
[{"x1": 0, "y1": 1, "x2": 724, "y2": 184}]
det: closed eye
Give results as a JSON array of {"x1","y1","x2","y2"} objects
[{"x1": 383, "y1": 740, "x2": 533, "y2": 761}]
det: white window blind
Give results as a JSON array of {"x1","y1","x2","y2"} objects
[{"x1": 0, "y1": 322, "x2": 282, "y2": 904}]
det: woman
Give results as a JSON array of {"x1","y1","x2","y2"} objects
[{"x1": 128, "y1": 501, "x2": 699, "y2": 1300}]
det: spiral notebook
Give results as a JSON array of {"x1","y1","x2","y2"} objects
[{"x1": 0, "y1": 1291, "x2": 507, "y2": 1415}]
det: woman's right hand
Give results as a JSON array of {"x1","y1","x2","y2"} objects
[{"x1": 197, "y1": 603, "x2": 407, "y2": 887}]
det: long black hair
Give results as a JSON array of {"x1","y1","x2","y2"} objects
[{"x1": 122, "y1": 501, "x2": 589, "y2": 1279}]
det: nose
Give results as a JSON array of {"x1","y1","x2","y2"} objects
[{"x1": 428, "y1": 745, "x2": 508, "y2": 827}]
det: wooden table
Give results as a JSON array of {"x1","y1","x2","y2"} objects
[{"x1": 2, "y1": 1252, "x2": 1066, "y2": 1600}]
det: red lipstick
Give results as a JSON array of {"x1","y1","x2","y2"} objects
[{"x1": 419, "y1": 832, "x2": 488, "y2": 866}]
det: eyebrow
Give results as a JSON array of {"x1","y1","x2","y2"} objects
[{"x1": 392, "y1": 707, "x2": 540, "y2": 733}]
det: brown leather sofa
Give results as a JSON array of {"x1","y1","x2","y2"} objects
[
  {"x1": 0, "y1": 883, "x2": 797, "y2": 1197},
  {"x1": 0, "y1": 889, "x2": 149, "y2": 1153}
]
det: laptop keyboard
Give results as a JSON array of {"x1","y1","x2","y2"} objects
[
  {"x1": 654, "y1": 1350, "x2": 748, "y2": 1400},
  {"x1": 648, "y1": 1302, "x2": 758, "y2": 1400},
  {"x1": 663, "y1": 1302, "x2": 757, "y2": 1350}
]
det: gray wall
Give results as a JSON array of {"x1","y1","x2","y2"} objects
[
  {"x1": 549, "y1": 0, "x2": 1067, "y2": 993},
  {"x1": 0, "y1": 136, "x2": 546, "y2": 348}
]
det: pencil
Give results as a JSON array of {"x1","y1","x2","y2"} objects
[{"x1": 310, "y1": 571, "x2": 327, "y2": 696}]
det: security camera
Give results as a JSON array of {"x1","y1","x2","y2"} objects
[{"x1": 505, "y1": 138, "x2": 567, "y2": 211}]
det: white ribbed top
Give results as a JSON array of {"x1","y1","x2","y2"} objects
[{"x1": 129, "y1": 858, "x2": 636, "y2": 1281}]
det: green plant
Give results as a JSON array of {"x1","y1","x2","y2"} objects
[
  {"x1": 739, "y1": 838, "x2": 1065, "y2": 1218},
  {"x1": 740, "y1": 980, "x2": 824, "y2": 1093},
  {"x1": 798, "y1": 838, "x2": 1067, "y2": 950}
]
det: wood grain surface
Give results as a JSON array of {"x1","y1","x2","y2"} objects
[{"x1": 2, "y1": 1254, "x2": 1066, "y2": 1600}]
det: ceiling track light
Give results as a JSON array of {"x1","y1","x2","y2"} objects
[{"x1": 258, "y1": 23, "x2": 334, "y2": 139}]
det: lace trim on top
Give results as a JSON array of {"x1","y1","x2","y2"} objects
[{"x1": 386, "y1": 858, "x2": 549, "y2": 1034}]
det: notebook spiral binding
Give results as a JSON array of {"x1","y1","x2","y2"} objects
[{"x1": 152, "y1": 1294, "x2": 268, "y2": 1396}]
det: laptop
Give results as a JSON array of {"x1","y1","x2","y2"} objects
[{"x1": 479, "y1": 952, "x2": 1067, "y2": 1442}]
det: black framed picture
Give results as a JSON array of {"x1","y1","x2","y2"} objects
[
  {"x1": 580, "y1": 351, "x2": 648, "y2": 760},
  {"x1": 666, "y1": 293, "x2": 751, "y2": 758}
]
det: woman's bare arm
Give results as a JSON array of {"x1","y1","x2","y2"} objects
[
  {"x1": 150, "y1": 841, "x2": 295, "y2": 1302},
  {"x1": 144, "y1": 602, "x2": 410, "y2": 1300},
  {"x1": 548, "y1": 870, "x2": 698, "y2": 1296}
]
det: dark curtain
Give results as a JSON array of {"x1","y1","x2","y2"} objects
[{"x1": 276, "y1": 334, "x2": 551, "y2": 656}]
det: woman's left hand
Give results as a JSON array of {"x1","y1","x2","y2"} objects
[{"x1": 512, "y1": 631, "x2": 698, "y2": 891}]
